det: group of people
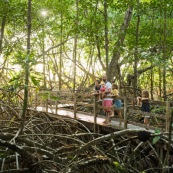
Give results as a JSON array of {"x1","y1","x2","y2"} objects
[
  {"x1": 94, "y1": 75, "x2": 123, "y2": 126},
  {"x1": 94, "y1": 75, "x2": 150, "y2": 127}
]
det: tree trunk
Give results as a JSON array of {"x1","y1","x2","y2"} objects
[
  {"x1": 19, "y1": 0, "x2": 32, "y2": 135},
  {"x1": 59, "y1": 1, "x2": 63, "y2": 90},
  {"x1": 104, "y1": 0, "x2": 109, "y2": 74},
  {"x1": 0, "y1": 1, "x2": 8, "y2": 77},
  {"x1": 94, "y1": 0, "x2": 106, "y2": 70},
  {"x1": 0, "y1": 16, "x2": 6, "y2": 55},
  {"x1": 133, "y1": 0, "x2": 140, "y2": 97},
  {"x1": 95, "y1": 32, "x2": 106, "y2": 71},
  {"x1": 0, "y1": 1, "x2": 8, "y2": 55},
  {"x1": 42, "y1": 24, "x2": 46, "y2": 88},
  {"x1": 150, "y1": 66, "x2": 154, "y2": 100},
  {"x1": 73, "y1": 0, "x2": 79, "y2": 92},
  {"x1": 107, "y1": 6, "x2": 133, "y2": 82},
  {"x1": 159, "y1": 67, "x2": 162, "y2": 98},
  {"x1": 163, "y1": 5, "x2": 167, "y2": 101}
]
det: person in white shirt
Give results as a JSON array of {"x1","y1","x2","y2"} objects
[{"x1": 101, "y1": 75, "x2": 113, "y2": 125}]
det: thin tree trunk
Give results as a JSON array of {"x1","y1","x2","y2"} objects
[
  {"x1": 42, "y1": 24, "x2": 46, "y2": 88},
  {"x1": 94, "y1": 0, "x2": 106, "y2": 71},
  {"x1": 133, "y1": 0, "x2": 140, "y2": 97},
  {"x1": 73, "y1": 0, "x2": 79, "y2": 92},
  {"x1": 150, "y1": 9, "x2": 155, "y2": 100},
  {"x1": 104, "y1": 0, "x2": 109, "y2": 74},
  {"x1": 47, "y1": 56, "x2": 53, "y2": 90},
  {"x1": 59, "y1": 1, "x2": 63, "y2": 90},
  {"x1": 150, "y1": 66, "x2": 154, "y2": 100},
  {"x1": 77, "y1": 46, "x2": 94, "y2": 90},
  {"x1": 95, "y1": 35, "x2": 106, "y2": 70},
  {"x1": 0, "y1": 16, "x2": 6, "y2": 55},
  {"x1": 73, "y1": 39, "x2": 77, "y2": 92},
  {"x1": 163, "y1": 5, "x2": 167, "y2": 101},
  {"x1": 18, "y1": 0, "x2": 31, "y2": 135},
  {"x1": 0, "y1": 1, "x2": 8, "y2": 76},
  {"x1": 159, "y1": 67, "x2": 162, "y2": 98}
]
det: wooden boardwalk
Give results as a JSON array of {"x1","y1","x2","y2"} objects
[
  {"x1": 30, "y1": 90, "x2": 172, "y2": 133},
  {"x1": 33, "y1": 105, "x2": 154, "y2": 132}
]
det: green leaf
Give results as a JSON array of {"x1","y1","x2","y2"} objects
[
  {"x1": 141, "y1": 0, "x2": 151, "y2": 3},
  {"x1": 152, "y1": 136, "x2": 160, "y2": 144},
  {"x1": 152, "y1": 129, "x2": 161, "y2": 144},
  {"x1": 154, "y1": 129, "x2": 160, "y2": 134},
  {"x1": 113, "y1": 161, "x2": 119, "y2": 167},
  {"x1": 30, "y1": 75, "x2": 40, "y2": 86}
]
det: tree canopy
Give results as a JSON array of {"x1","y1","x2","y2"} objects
[{"x1": 0, "y1": 0, "x2": 172, "y2": 98}]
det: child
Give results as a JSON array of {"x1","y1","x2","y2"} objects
[
  {"x1": 111, "y1": 83, "x2": 123, "y2": 126},
  {"x1": 137, "y1": 90, "x2": 150, "y2": 126},
  {"x1": 93, "y1": 80, "x2": 101, "y2": 101},
  {"x1": 94, "y1": 80, "x2": 101, "y2": 93},
  {"x1": 97, "y1": 81, "x2": 106, "y2": 102}
]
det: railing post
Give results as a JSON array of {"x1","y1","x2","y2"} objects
[
  {"x1": 93, "y1": 94, "x2": 97, "y2": 133},
  {"x1": 165, "y1": 101, "x2": 171, "y2": 132},
  {"x1": 74, "y1": 92, "x2": 77, "y2": 119},
  {"x1": 124, "y1": 97, "x2": 128, "y2": 129}
]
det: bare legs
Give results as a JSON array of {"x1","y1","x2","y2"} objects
[
  {"x1": 117, "y1": 110, "x2": 123, "y2": 126},
  {"x1": 102, "y1": 111, "x2": 111, "y2": 125},
  {"x1": 102, "y1": 109, "x2": 123, "y2": 126},
  {"x1": 110, "y1": 106, "x2": 123, "y2": 126}
]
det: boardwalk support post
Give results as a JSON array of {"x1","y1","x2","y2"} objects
[
  {"x1": 46, "y1": 92, "x2": 49, "y2": 112},
  {"x1": 165, "y1": 101, "x2": 171, "y2": 132},
  {"x1": 55, "y1": 100, "x2": 58, "y2": 114},
  {"x1": 74, "y1": 92, "x2": 77, "y2": 119},
  {"x1": 124, "y1": 97, "x2": 128, "y2": 129},
  {"x1": 93, "y1": 94, "x2": 97, "y2": 133}
]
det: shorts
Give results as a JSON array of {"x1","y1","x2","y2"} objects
[
  {"x1": 141, "y1": 102, "x2": 150, "y2": 112},
  {"x1": 113, "y1": 99, "x2": 122, "y2": 109},
  {"x1": 103, "y1": 100, "x2": 112, "y2": 112}
]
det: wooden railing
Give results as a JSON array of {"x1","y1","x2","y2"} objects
[{"x1": 29, "y1": 90, "x2": 172, "y2": 132}]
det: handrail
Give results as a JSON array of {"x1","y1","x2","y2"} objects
[{"x1": 29, "y1": 90, "x2": 172, "y2": 133}]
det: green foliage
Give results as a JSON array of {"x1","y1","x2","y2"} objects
[
  {"x1": 8, "y1": 74, "x2": 22, "y2": 91},
  {"x1": 113, "y1": 161, "x2": 126, "y2": 172},
  {"x1": 141, "y1": 0, "x2": 151, "y2": 3},
  {"x1": 0, "y1": 0, "x2": 173, "y2": 90},
  {"x1": 38, "y1": 92, "x2": 49, "y2": 100},
  {"x1": 151, "y1": 106, "x2": 165, "y2": 114},
  {"x1": 0, "y1": 152, "x2": 8, "y2": 160},
  {"x1": 152, "y1": 129, "x2": 160, "y2": 144},
  {"x1": 30, "y1": 75, "x2": 41, "y2": 86}
]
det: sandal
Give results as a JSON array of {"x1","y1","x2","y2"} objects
[
  {"x1": 109, "y1": 114, "x2": 114, "y2": 118},
  {"x1": 103, "y1": 119, "x2": 111, "y2": 125},
  {"x1": 102, "y1": 119, "x2": 108, "y2": 124}
]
